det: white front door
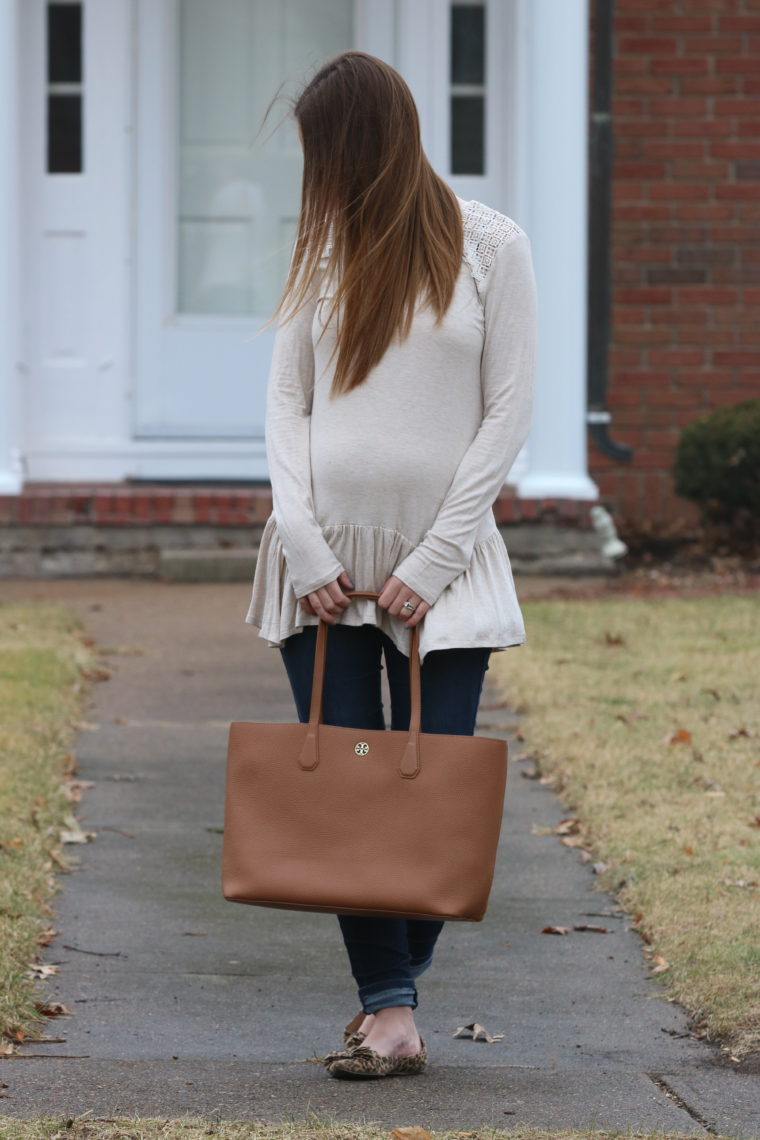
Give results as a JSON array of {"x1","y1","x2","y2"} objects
[
  {"x1": 134, "y1": 0, "x2": 363, "y2": 468},
  {"x1": 133, "y1": 0, "x2": 516, "y2": 475}
]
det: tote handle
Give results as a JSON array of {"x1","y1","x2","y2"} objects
[{"x1": 297, "y1": 590, "x2": 422, "y2": 779}]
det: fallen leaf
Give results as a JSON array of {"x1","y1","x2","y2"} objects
[
  {"x1": 391, "y1": 1129, "x2": 433, "y2": 1140},
  {"x1": 520, "y1": 768, "x2": 541, "y2": 780},
  {"x1": 541, "y1": 925, "x2": 570, "y2": 935},
  {"x1": 683, "y1": 845, "x2": 695, "y2": 856},
  {"x1": 59, "y1": 814, "x2": 96, "y2": 844},
  {"x1": 650, "y1": 955, "x2": 670, "y2": 974},
  {"x1": 26, "y1": 964, "x2": 58, "y2": 979},
  {"x1": 81, "y1": 666, "x2": 112, "y2": 682},
  {"x1": 33, "y1": 1002, "x2": 73, "y2": 1017},
  {"x1": 453, "y1": 1022, "x2": 504, "y2": 1043},
  {"x1": 591, "y1": 861, "x2": 609, "y2": 874},
  {"x1": 604, "y1": 632, "x2": 625, "y2": 646},
  {"x1": 573, "y1": 924, "x2": 609, "y2": 934},
  {"x1": 728, "y1": 727, "x2": 753, "y2": 740},
  {"x1": 663, "y1": 728, "x2": 692, "y2": 745},
  {"x1": 37, "y1": 928, "x2": 59, "y2": 947},
  {"x1": 560, "y1": 835, "x2": 591, "y2": 849},
  {"x1": 63, "y1": 779, "x2": 95, "y2": 803},
  {"x1": 555, "y1": 817, "x2": 581, "y2": 835}
]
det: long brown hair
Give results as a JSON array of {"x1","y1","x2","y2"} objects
[{"x1": 270, "y1": 50, "x2": 463, "y2": 399}]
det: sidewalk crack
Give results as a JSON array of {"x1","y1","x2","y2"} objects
[{"x1": 647, "y1": 1073, "x2": 717, "y2": 1134}]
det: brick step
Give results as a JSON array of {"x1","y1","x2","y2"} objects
[{"x1": 0, "y1": 483, "x2": 595, "y2": 528}]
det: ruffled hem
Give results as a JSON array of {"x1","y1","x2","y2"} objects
[{"x1": 245, "y1": 516, "x2": 526, "y2": 664}]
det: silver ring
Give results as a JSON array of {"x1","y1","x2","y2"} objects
[{"x1": 402, "y1": 599, "x2": 417, "y2": 612}]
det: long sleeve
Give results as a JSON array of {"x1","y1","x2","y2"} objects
[
  {"x1": 265, "y1": 283, "x2": 346, "y2": 598},
  {"x1": 390, "y1": 230, "x2": 538, "y2": 607}
]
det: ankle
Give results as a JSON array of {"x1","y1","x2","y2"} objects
[{"x1": 365, "y1": 1006, "x2": 419, "y2": 1041}]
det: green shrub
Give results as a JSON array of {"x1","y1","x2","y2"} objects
[{"x1": 673, "y1": 398, "x2": 760, "y2": 520}]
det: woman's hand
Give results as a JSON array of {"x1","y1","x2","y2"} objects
[
  {"x1": 377, "y1": 575, "x2": 430, "y2": 628},
  {"x1": 298, "y1": 570, "x2": 354, "y2": 624}
]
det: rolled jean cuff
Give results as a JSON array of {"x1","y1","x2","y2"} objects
[{"x1": 360, "y1": 984, "x2": 418, "y2": 1015}]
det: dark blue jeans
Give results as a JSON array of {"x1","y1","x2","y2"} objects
[{"x1": 279, "y1": 621, "x2": 491, "y2": 1015}]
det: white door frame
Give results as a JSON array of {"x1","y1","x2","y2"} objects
[
  {"x1": 0, "y1": 0, "x2": 22, "y2": 492},
  {"x1": 514, "y1": 0, "x2": 597, "y2": 500}
]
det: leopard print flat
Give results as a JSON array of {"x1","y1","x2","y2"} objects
[
  {"x1": 320, "y1": 1012, "x2": 370, "y2": 1065},
  {"x1": 326, "y1": 1038, "x2": 427, "y2": 1079}
]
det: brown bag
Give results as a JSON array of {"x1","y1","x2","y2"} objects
[{"x1": 222, "y1": 590, "x2": 508, "y2": 921}]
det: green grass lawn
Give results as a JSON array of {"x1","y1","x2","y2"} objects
[
  {"x1": 0, "y1": 602, "x2": 94, "y2": 1048},
  {"x1": 490, "y1": 593, "x2": 760, "y2": 1060}
]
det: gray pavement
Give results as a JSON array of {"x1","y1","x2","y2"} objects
[{"x1": 0, "y1": 579, "x2": 757, "y2": 1134}]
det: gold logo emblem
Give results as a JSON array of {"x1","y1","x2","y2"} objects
[{"x1": 354, "y1": 741, "x2": 370, "y2": 756}]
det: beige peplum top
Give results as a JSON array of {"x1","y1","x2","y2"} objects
[{"x1": 245, "y1": 195, "x2": 538, "y2": 664}]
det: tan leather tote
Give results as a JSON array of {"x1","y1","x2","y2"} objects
[{"x1": 222, "y1": 590, "x2": 508, "y2": 921}]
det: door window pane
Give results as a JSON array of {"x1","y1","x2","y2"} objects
[
  {"x1": 47, "y1": 94, "x2": 82, "y2": 173},
  {"x1": 451, "y1": 95, "x2": 485, "y2": 176},
  {"x1": 46, "y1": 1, "x2": 83, "y2": 173},
  {"x1": 450, "y1": 1, "x2": 486, "y2": 176},
  {"x1": 177, "y1": 0, "x2": 353, "y2": 316},
  {"x1": 451, "y1": 4, "x2": 484, "y2": 85},
  {"x1": 48, "y1": 3, "x2": 82, "y2": 82}
]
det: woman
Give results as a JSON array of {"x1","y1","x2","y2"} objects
[{"x1": 246, "y1": 49, "x2": 537, "y2": 1080}]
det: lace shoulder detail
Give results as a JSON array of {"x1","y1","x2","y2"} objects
[
  {"x1": 318, "y1": 201, "x2": 522, "y2": 286},
  {"x1": 458, "y1": 197, "x2": 523, "y2": 288}
]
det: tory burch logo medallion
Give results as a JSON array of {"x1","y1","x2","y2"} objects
[{"x1": 354, "y1": 741, "x2": 369, "y2": 756}]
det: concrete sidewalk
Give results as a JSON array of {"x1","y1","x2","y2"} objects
[{"x1": 0, "y1": 579, "x2": 757, "y2": 1135}]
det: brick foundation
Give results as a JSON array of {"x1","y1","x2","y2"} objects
[{"x1": 0, "y1": 483, "x2": 596, "y2": 529}]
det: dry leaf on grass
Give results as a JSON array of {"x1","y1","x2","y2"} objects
[
  {"x1": 650, "y1": 955, "x2": 670, "y2": 974},
  {"x1": 541, "y1": 925, "x2": 570, "y2": 935},
  {"x1": 561, "y1": 835, "x2": 592, "y2": 849},
  {"x1": 662, "y1": 727, "x2": 692, "y2": 745},
  {"x1": 453, "y1": 1022, "x2": 504, "y2": 1043},
  {"x1": 391, "y1": 1129, "x2": 433, "y2": 1140}
]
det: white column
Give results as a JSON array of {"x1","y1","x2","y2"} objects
[
  {"x1": 516, "y1": 0, "x2": 597, "y2": 501},
  {"x1": 0, "y1": 0, "x2": 22, "y2": 493}
]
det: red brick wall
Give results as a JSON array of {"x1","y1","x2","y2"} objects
[{"x1": 590, "y1": 0, "x2": 760, "y2": 536}]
